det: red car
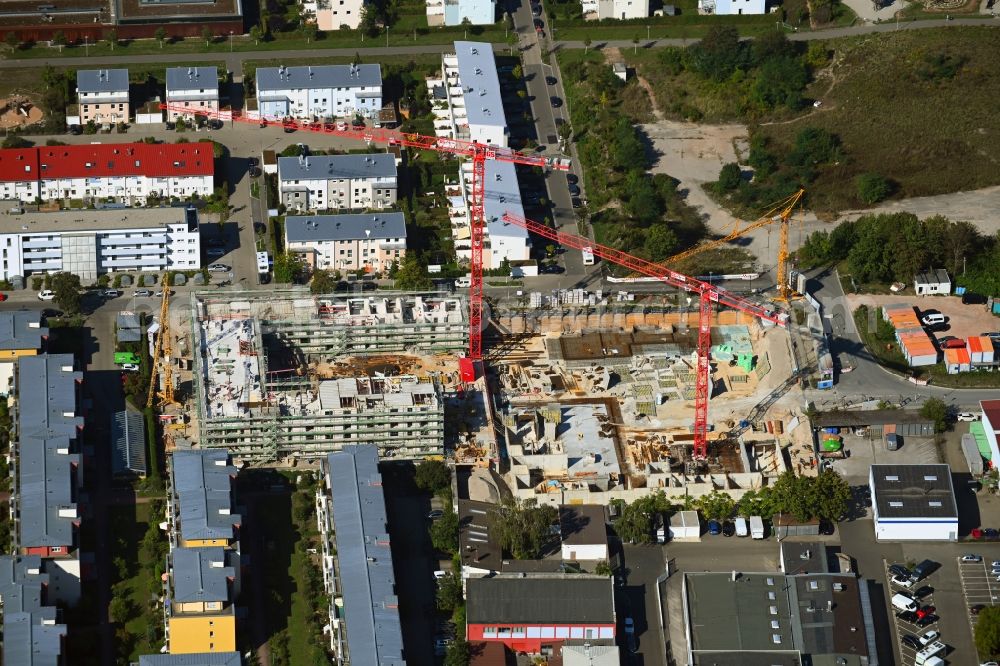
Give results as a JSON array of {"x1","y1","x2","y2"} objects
[
  {"x1": 916, "y1": 605, "x2": 935, "y2": 619},
  {"x1": 938, "y1": 336, "x2": 965, "y2": 349},
  {"x1": 0, "y1": 293, "x2": 6, "y2": 301}
]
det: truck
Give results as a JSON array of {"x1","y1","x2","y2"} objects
[
  {"x1": 749, "y1": 515, "x2": 765, "y2": 539},
  {"x1": 734, "y1": 517, "x2": 749, "y2": 537},
  {"x1": 914, "y1": 641, "x2": 946, "y2": 665},
  {"x1": 114, "y1": 352, "x2": 140, "y2": 366},
  {"x1": 581, "y1": 247, "x2": 595, "y2": 266}
]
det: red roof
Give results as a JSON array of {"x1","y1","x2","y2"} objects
[
  {"x1": 982, "y1": 399, "x2": 1000, "y2": 431},
  {"x1": 0, "y1": 142, "x2": 214, "y2": 182}
]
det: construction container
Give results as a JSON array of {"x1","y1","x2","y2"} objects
[
  {"x1": 458, "y1": 357, "x2": 477, "y2": 383},
  {"x1": 962, "y1": 434, "x2": 984, "y2": 476},
  {"x1": 822, "y1": 439, "x2": 842, "y2": 452},
  {"x1": 944, "y1": 347, "x2": 971, "y2": 374}
]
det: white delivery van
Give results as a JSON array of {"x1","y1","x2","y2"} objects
[
  {"x1": 749, "y1": 515, "x2": 765, "y2": 539},
  {"x1": 581, "y1": 247, "x2": 595, "y2": 266},
  {"x1": 735, "y1": 517, "x2": 749, "y2": 537},
  {"x1": 914, "y1": 641, "x2": 946, "y2": 665},
  {"x1": 891, "y1": 593, "x2": 917, "y2": 613},
  {"x1": 455, "y1": 275, "x2": 472, "y2": 288}
]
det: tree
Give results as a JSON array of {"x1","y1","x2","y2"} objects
[
  {"x1": 50, "y1": 272, "x2": 81, "y2": 315},
  {"x1": 51, "y1": 31, "x2": 66, "y2": 47},
  {"x1": 976, "y1": 607, "x2": 1000, "y2": 662},
  {"x1": 444, "y1": 638, "x2": 471, "y2": 666},
  {"x1": 415, "y1": 459, "x2": 451, "y2": 494},
  {"x1": 5, "y1": 32, "x2": 19, "y2": 50},
  {"x1": 310, "y1": 268, "x2": 338, "y2": 294},
  {"x1": 855, "y1": 173, "x2": 891, "y2": 205},
  {"x1": 249, "y1": 25, "x2": 263, "y2": 45},
  {"x1": 697, "y1": 490, "x2": 736, "y2": 520},
  {"x1": 594, "y1": 559, "x2": 613, "y2": 576},
  {"x1": 812, "y1": 470, "x2": 851, "y2": 521},
  {"x1": 487, "y1": 497, "x2": 558, "y2": 559},
  {"x1": 920, "y1": 397, "x2": 949, "y2": 434},
  {"x1": 394, "y1": 255, "x2": 433, "y2": 290},
  {"x1": 436, "y1": 572, "x2": 463, "y2": 612},
  {"x1": 202, "y1": 27, "x2": 214, "y2": 44},
  {"x1": 155, "y1": 27, "x2": 166, "y2": 47},
  {"x1": 752, "y1": 57, "x2": 808, "y2": 110},
  {"x1": 106, "y1": 29, "x2": 118, "y2": 50},
  {"x1": 688, "y1": 25, "x2": 746, "y2": 81},
  {"x1": 584, "y1": 36, "x2": 592, "y2": 53},
  {"x1": 359, "y1": 4, "x2": 379, "y2": 37},
  {"x1": 430, "y1": 509, "x2": 459, "y2": 554},
  {"x1": 1, "y1": 134, "x2": 31, "y2": 149},
  {"x1": 109, "y1": 596, "x2": 133, "y2": 624},
  {"x1": 273, "y1": 253, "x2": 303, "y2": 284},
  {"x1": 644, "y1": 224, "x2": 678, "y2": 260},
  {"x1": 301, "y1": 22, "x2": 319, "y2": 43},
  {"x1": 717, "y1": 162, "x2": 742, "y2": 191},
  {"x1": 511, "y1": 64, "x2": 523, "y2": 80}
]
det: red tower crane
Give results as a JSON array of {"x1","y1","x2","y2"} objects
[
  {"x1": 161, "y1": 103, "x2": 570, "y2": 372},
  {"x1": 500, "y1": 212, "x2": 787, "y2": 460}
]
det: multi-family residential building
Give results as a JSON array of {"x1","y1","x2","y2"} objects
[
  {"x1": 697, "y1": 0, "x2": 765, "y2": 13},
  {"x1": 285, "y1": 211, "x2": 406, "y2": 274},
  {"x1": 255, "y1": 64, "x2": 382, "y2": 122},
  {"x1": 0, "y1": 311, "x2": 47, "y2": 361},
  {"x1": 0, "y1": 555, "x2": 68, "y2": 664},
  {"x1": 139, "y1": 654, "x2": 242, "y2": 665},
  {"x1": 13, "y1": 354, "x2": 83, "y2": 607},
  {"x1": 302, "y1": 0, "x2": 366, "y2": 29},
  {"x1": 432, "y1": 42, "x2": 508, "y2": 147},
  {"x1": 165, "y1": 547, "x2": 240, "y2": 654},
  {"x1": 165, "y1": 67, "x2": 221, "y2": 121},
  {"x1": 450, "y1": 159, "x2": 529, "y2": 269},
  {"x1": 277, "y1": 153, "x2": 398, "y2": 213},
  {"x1": 0, "y1": 207, "x2": 202, "y2": 282},
  {"x1": 76, "y1": 68, "x2": 130, "y2": 125},
  {"x1": 316, "y1": 446, "x2": 406, "y2": 664},
  {"x1": 581, "y1": 0, "x2": 649, "y2": 18},
  {"x1": 168, "y1": 450, "x2": 241, "y2": 550},
  {"x1": 427, "y1": 0, "x2": 496, "y2": 25},
  {"x1": 0, "y1": 142, "x2": 215, "y2": 205}
]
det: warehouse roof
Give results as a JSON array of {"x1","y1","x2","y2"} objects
[
  {"x1": 0, "y1": 311, "x2": 47, "y2": 351},
  {"x1": 171, "y1": 547, "x2": 235, "y2": 604},
  {"x1": 138, "y1": 653, "x2": 242, "y2": 666},
  {"x1": 870, "y1": 464, "x2": 957, "y2": 519},
  {"x1": 466, "y1": 576, "x2": 614, "y2": 624},
  {"x1": 559, "y1": 505, "x2": 607, "y2": 546},
  {"x1": 17, "y1": 355, "x2": 82, "y2": 549},
  {"x1": 326, "y1": 446, "x2": 405, "y2": 665},
  {"x1": 171, "y1": 450, "x2": 240, "y2": 543},
  {"x1": 77, "y1": 68, "x2": 129, "y2": 93},
  {"x1": 455, "y1": 42, "x2": 506, "y2": 129},
  {"x1": 277, "y1": 152, "x2": 396, "y2": 182},
  {"x1": 285, "y1": 212, "x2": 406, "y2": 243},
  {"x1": 111, "y1": 405, "x2": 147, "y2": 476},
  {"x1": 0, "y1": 555, "x2": 47, "y2": 614},
  {"x1": 3, "y1": 607, "x2": 65, "y2": 666},
  {"x1": 812, "y1": 409, "x2": 933, "y2": 429},
  {"x1": 256, "y1": 64, "x2": 381, "y2": 92},
  {"x1": 166, "y1": 67, "x2": 220, "y2": 93}
]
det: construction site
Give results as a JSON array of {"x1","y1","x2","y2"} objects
[{"x1": 185, "y1": 289, "x2": 468, "y2": 462}]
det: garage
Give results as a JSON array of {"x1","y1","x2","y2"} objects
[{"x1": 869, "y1": 464, "x2": 958, "y2": 542}]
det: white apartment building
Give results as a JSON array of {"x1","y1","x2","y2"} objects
[
  {"x1": 698, "y1": 0, "x2": 765, "y2": 13},
  {"x1": 302, "y1": 0, "x2": 365, "y2": 29},
  {"x1": 285, "y1": 211, "x2": 406, "y2": 273},
  {"x1": 581, "y1": 0, "x2": 649, "y2": 18},
  {"x1": 450, "y1": 159, "x2": 529, "y2": 269},
  {"x1": 255, "y1": 64, "x2": 382, "y2": 121},
  {"x1": 0, "y1": 143, "x2": 215, "y2": 205},
  {"x1": 430, "y1": 42, "x2": 508, "y2": 147},
  {"x1": 0, "y1": 207, "x2": 201, "y2": 282},
  {"x1": 277, "y1": 153, "x2": 397, "y2": 213},
  {"x1": 76, "y1": 69, "x2": 130, "y2": 125},
  {"x1": 427, "y1": 0, "x2": 496, "y2": 25},
  {"x1": 165, "y1": 67, "x2": 221, "y2": 121}
]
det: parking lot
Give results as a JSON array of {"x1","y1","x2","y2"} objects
[
  {"x1": 884, "y1": 561, "x2": 942, "y2": 665},
  {"x1": 831, "y1": 432, "x2": 942, "y2": 484},
  {"x1": 959, "y1": 555, "x2": 1000, "y2": 630}
]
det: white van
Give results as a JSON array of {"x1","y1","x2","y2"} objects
[
  {"x1": 914, "y1": 641, "x2": 946, "y2": 665},
  {"x1": 734, "y1": 517, "x2": 749, "y2": 537},
  {"x1": 921, "y1": 313, "x2": 945, "y2": 326},
  {"x1": 891, "y1": 593, "x2": 917, "y2": 613},
  {"x1": 455, "y1": 275, "x2": 472, "y2": 288}
]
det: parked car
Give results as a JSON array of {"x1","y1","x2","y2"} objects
[
  {"x1": 433, "y1": 570, "x2": 448, "y2": 579},
  {"x1": 550, "y1": 96, "x2": 563, "y2": 108},
  {"x1": 901, "y1": 634, "x2": 922, "y2": 650},
  {"x1": 916, "y1": 605, "x2": 935, "y2": 619},
  {"x1": 68, "y1": 124, "x2": 82, "y2": 135},
  {"x1": 427, "y1": 509, "x2": 444, "y2": 519},
  {"x1": 722, "y1": 520, "x2": 735, "y2": 537},
  {"x1": 962, "y1": 292, "x2": 987, "y2": 304},
  {"x1": 134, "y1": 289, "x2": 153, "y2": 297},
  {"x1": 121, "y1": 363, "x2": 139, "y2": 372},
  {"x1": 986, "y1": 528, "x2": 1000, "y2": 539},
  {"x1": 569, "y1": 184, "x2": 581, "y2": 196},
  {"x1": 962, "y1": 554, "x2": 983, "y2": 562},
  {"x1": 921, "y1": 313, "x2": 946, "y2": 326},
  {"x1": 102, "y1": 289, "x2": 121, "y2": 298},
  {"x1": 208, "y1": 263, "x2": 230, "y2": 273},
  {"x1": 971, "y1": 604, "x2": 986, "y2": 615},
  {"x1": 249, "y1": 166, "x2": 262, "y2": 177},
  {"x1": 914, "y1": 586, "x2": 933, "y2": 599},
  {"x1": 707, "y1": 519, "x2": 722, "y2": 535},
  {"x1": 207, "y1": 248, "x2": 226, "y2": 258},
  {"x1": 897, "y1": 610, "x2": 919, "y2": 623},
  {"x1": 37, "y1": 290, "x2": 55, "y2": 301},
  {"x1": 915, "y1": 614, "x2": 938, "y2": 627},
  {"x1": 154, "y1": 290, "x2": 173, "y2": 298},
  {"x1": 910, "y1": 559, "x2": 939, "y2": 582},
  {"x1": 624, "y1": 617, "x2": 637, "y2": 653},
  {"x1": 891, "y1": 574, "x2": 914, "y2": 588},
  {"x1": 540, "y1": 264, "x2": 565, "y2": 274},
  {"x1": 248, "y1": 157, "x2": 259, "y2": 168},
  {"x1": 926, "y1": 322, "x2": 950, "y2": 333},
  {"x1": 957, "y1": 412, "x2": 981, "y2": 421},
  {"x1": 889, "y1": 564, "x2": 911, "y2": 578},
  {"x1": 545, "y1": 75, "x2": 557, "y2": 85},
  {"x1": 207, "y1": 118, "x2": 224, "y2": 130}
]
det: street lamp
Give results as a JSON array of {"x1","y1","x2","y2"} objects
[
  {"x1": 229, "y1": 31, "x2": 234, "y2": 52},
  {"x1": 84, "y1": 35, "x2": 88, "y2": 56}
]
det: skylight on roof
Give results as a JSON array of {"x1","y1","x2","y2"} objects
[
  {"x1": 889, "y1": 501, "x2": 903, "y2": 507},
  {"x1": 929, "y1": 501, "x2": 942, "y2": 507},
  {"x1": 924, "y1": 475, "x2": 938, "y2": 481},
  {"x1": 885, "y1": 475, "x2": 899, "y2": 481}
]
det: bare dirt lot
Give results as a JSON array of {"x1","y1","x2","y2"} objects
[
  {"x1": 846, "y1": 293, "x2": 1000, "y2": 340},
  {"x1": 0, "y1": 96, "x2": 43, "y2": 129}
]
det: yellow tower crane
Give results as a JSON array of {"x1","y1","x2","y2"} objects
[
  {"x1": 662, "y1": 188, "x2": 805, "y2": 301},
  {"x1": 146, "y1": 275, "x2": 178, "y2": 409}
]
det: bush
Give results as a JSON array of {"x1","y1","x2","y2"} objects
[
  {"x1": 855, "y1": 172, "x2": 891, "y2": 205},
  {"x1": 716, "y1": 162, "x2": 742, "y2": 192}
]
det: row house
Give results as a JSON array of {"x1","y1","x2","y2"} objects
[
  {"x1": 76, "y1": 69, "x2": 130, "y2": 125},
  {"x1": 255, "y1": 64, "x2": 382, "y2": 122},
  {"x1": 285, "y1": 211, "x2": 406, "y2": 274},
  {"x1": 165, "y1": 67, "x2": 221, "y2": 122}
]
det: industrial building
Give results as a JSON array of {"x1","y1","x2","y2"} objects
[
  {"x1": 426, "y1": 0, "x2": 496, "y2": 25},
  {"x1": 316, "y1": 446, "x2": 406, "y2": 664},
  {"x1": 165, "y1": 67, "x2": 221, "y2": 121},
  {"x1": 277, "y1": 152, "x2": 398, "y2": 213},
  {"x1": 882, "y1": 303, "x2": 938, "y2": 367},
  {"x1": 254, "y1": 64, "x2": 383, "y2": 122},
  {"x1": 285, "y1": 212, "x2": 407, "y2": 274},
  {"x1": 12, "y1": 354, "x2": 84, "y2": 606},
  {"x1": 0, "y1": 206, "x2": 202, "y2": 282},
  {"x1": 191, "y1": 290, "x2": 464, "y2": 462},
  {"x1": 976, "y1": 399, "x2": 1000, "y2": 468},
  {"x1": 869, "y1": 464, "x2": 958, "y2": 541}
]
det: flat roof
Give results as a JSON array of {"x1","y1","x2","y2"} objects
[
  {"x1": 466, "y1": 576, "x2": 614, "y2": 624},
  {"x1": 0, "y1": 206, "x2": 196, "y2": 235},
  {"x1": 326, "y1": 446, "x2": 405, "y2": 665},
  {"x1": 812, "y1": 409, "x2": 934, "y2": 429},
  {"x1": 116, "y1": 0, "x2": 242, "y2": 20},
  {"x1": 779, "y1": 542, "x2": 828, "y2": 576},
  {"x1": 0, "y1": 311, "x2": 46, "y2": 351},
  {"x1": 686, "y1": 572, "x2": 794, "y2": 652},
  {"x1": 559, "y1": 505, "x2": 607, "y2": 547},
  {"x1": 277, "y1": 152, "x2": 396, "y2": 182},
  {"x1": 171, "y1": 450, "x2": 240, "y2": 543},
  {"x1": 257, "y1": 64, "x2": 381, "y2": 93},
  {"x1": 171, "y1": 547, "x2": 235, "y2": 604},
  {"x1": 455, "y1": 41, "x2": 506, "y2": 129},
  {"x1": 870, "y1": 464, "x2": 957, "y2": 519},
  {"x1": 77, "y1": 68, "x2": 129, "y2": 93},
  {"x1": 285, "y1": 211, "x2": 406, "y2": 244}
]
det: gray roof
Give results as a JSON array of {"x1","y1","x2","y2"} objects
[
  {"x1": 562, "y1": 645, "x2": 621, "y2": 666},
  {"x1": 0, "y1": 555, "x2": 47, "y2": 613},
  {"x1": 256, "y1": 64, "x2": 381, "y2": 92},
  {"x1": 171, "y1": 450, "x2": 240, "y2": 543},
  {"x1": 76, "y1": 68, "x2": 129, "y2": 93},
  {"x1": 483, "y1": 160, "x2": 527, "y2": 241},
  {"x1": 111, "y1": 405, "x2": 147, "y2": 476},
  {"x1": 116, "y1": 311, "x2": 142, "y2": 343},
  {"x1": 455, "y1": 42, "x2": 506, "y2": 129},
  {"x1": 278, "y1": 152, "x2": 396, "y2": 183},
  {"x1": 166, "y1": 67, "x2": 219, "y2": 93},
  {"x1": 0, "y1": 311, "x2": 47, "y2": 351},
  {"x1": 914, "y1": 268, "x2": 950, "y2": 285},
  {"x1": 17, "y1": 355, "x2": 82, "y2": 549},
  {"x1": 812, "y1": 409, "x2": 933, "y2": 429},
  {"x1": 466, "y1": 576, "x2": 615, "y2": 624},
  {"x1": 779, "y1": 541, "x2": 828, "y2": 576},
  {"x1": 326, "y1": 446, "x2": 405, "y2": 665},
  {"x1": 138, "y1": 654, "x2": 242, "y2": 666},
  {"x1": 870, "y1": 464, "x2": 958, "y2": 519},
  {"x1": 3, "y1": 607, "x2": 66, "y2": 666},
  {"x1": 171, "y1": 547, "x2": 235, "y2": 604},
  {"x1": 559, "y1": 505, "x2": 607, "y2": 546},
  {"x1": 285, "y1": 212, "x2": 406, "y2": 244}
]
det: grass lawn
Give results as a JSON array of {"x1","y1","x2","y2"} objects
[
  {"x1": 109, "y1": 502, "x2": 163, "y2": 661},
  {"x1": 760, "y1": 27, "x2": 1000, "y2": 213}
]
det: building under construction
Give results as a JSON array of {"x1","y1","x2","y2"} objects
[{"x1": 190, "y1": 289, "x2": 466, "y2": 462}]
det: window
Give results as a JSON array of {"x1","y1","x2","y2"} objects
[
  {"x1": 772, "y1": 634, "x2": 782, "y2": 645},
  {"x1": 769, "y1": 605, "x2": 778, "y2": 615},
  {"x1": 809, "y1": 580, "x2": 819, "y2": 590},
  {"x1": 766, "y1": 577, "x2": 774, "y2": 586},
  {"x1": 771, "y1": 620, "x2": 780, "y2": 629},
  {"x1": 768, "y1": 591, "x2": 776, "y2": 600}
]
